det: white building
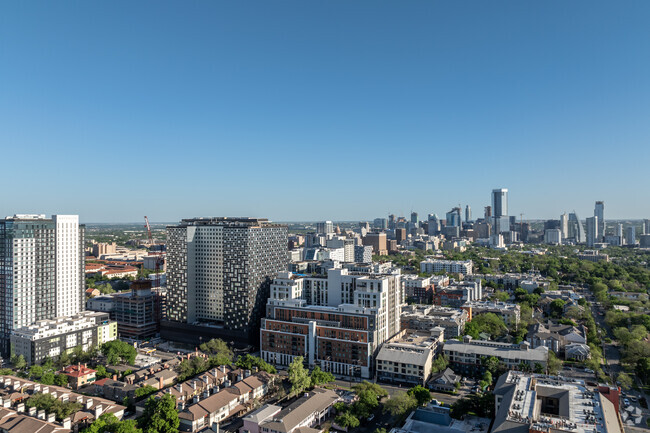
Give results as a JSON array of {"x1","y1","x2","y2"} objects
[
  {"x1": 544, "y1": 229, "x2": 562, "y2": 245},
  {"x1": 420, "y1": 259, "x2": 473, "y2": 275},
  {"x1": 0, "y1": 214, "x2": 85, "y2": 357}
]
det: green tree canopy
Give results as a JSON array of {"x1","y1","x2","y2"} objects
[
  {"x1": 309, "y1": 366, "x2": 335, "y2": 387},
  {"x1": 384, "y1": 391, "x2": 417, "y2": 417},
  {"x1": 139, "y1": 394, "x2": 179, "y2": 433},
  {"x1": 288, "y1": 357, "x2": 310, "y2": 395},
  {"x1": 407, "y1": 385, "x2": 432, "y2": 406},
  {"x1": 102, "y1": 340, "x2": 137, "y2": 365},
  {"x1": 235, "y1": 354, "x2": 277, "y2": 374}
]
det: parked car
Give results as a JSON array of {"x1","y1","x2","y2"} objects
[{"x1": 623, "y1": 398, "x2": 630, "y2": 406}]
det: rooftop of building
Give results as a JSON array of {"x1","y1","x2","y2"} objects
[
  {"x1": 11, "y1": 311, "x2": 112, "y2": 339},
  {"x1": 61, "y1": 364, "x2": 96, "y2": 378},
  {"x1": 171, "y1": 217, "x2": 286, "y2": 228},
  {"x1": 392, "y1": 402, "x2": 489, "y2": 433},
  {"x1": 462, "y1": 301, "x2": 520, "y2": 311},
  {"x1": 377, "y1": 331, "x2": 441, "y2": 365},
  {"x1": 443, "y1": 338, "x2": 548, "y2": 361},
  {"x1": 493, "y1": 371, "x2": 622, "y2": 433},
  {"x1": 259, "y1": 388, "x2": 339, "y2": 433}
]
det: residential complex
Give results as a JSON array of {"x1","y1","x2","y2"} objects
[
  {"x1": 375, "y1": 328, "x2": 443, "y2": 386},
  {"x1": 0, "y1": 214, "x2": 85, "y2": 356},
  {"x1": 165, "y1": 217, "x2": 288, "y2": 344},
  {"x1": 401, "y1": 304, "x2": 468, "y2": 338},
  {"x1": 420, "y1": 259, "x2": 473, "y2": 275},
  {"x1": 10, "y1": 311, "x2": 117, "y2": 365},
  {"x1": 461, "y1": 301, "x2": 521, "y2": 327},
  {"x1": 260, "y1": 266, "x2": 402, "y2": 379},
  {"x1": 443, "y1": 337, "x2": 548, "y2": 375},
  {"x1": 527, "y1": 321, "x2": 589, "y2": 360},
  {"x1": 241, "y1": 388, "x2": 340, "y2": 433},
  {"x1": 493, "y1": 371, "x2": 624, "y2": 433}
]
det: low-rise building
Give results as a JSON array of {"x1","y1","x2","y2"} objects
[
  {"x1": 241, "y1": 388, "x2": 339, "y2": 433},
  {"x1": 61, "y1": 364, "x2": 97, "y2": 390},
  {"x1": 578, "y1": 250, "x2": 610, "y2": 262},
  {"x1": 376, "y1": 329, "x2": 443, "y2": 386},
  {"x1": 401, "y1": 305, "x2": 468, "y2": 338},
  {"x1": 401, "y1": 275, "x2": 435, "y2": 303},
  {"x1": 420, "y1": 259, "x2": 473, "y2": 275},
  {"x1": 443, "y1": 337, "x2": 548, "y2": 376},
  {"x1": 392, "y1": 401, "x2": 489, "y2": 433},
  {"x1": 427, "y1": 367, "x2": 461, "y2": 393},
  {"x1": 0, "y1": 375, "x2": 126, "y2": 431},
  {"x1": 527, "y1": 321, "x2": 588, "y2": 359},
  {"x1": 433, "y1": 281, "x2": 483, "y2": 308},
  {"x1": 493, "y1": 371, "x2": 624, "y2": 433},
  {"x1": 10, "y1": 311, "x2": 117, "y2": 365},
  {"x1": 461, "y1": 301, "x2": 521, "y2": 327}
]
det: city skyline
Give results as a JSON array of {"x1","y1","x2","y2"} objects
[{"x1": 2, "y1": 1, "x2": 650, "y2": 221}]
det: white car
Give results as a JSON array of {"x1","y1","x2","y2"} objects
[{"x1": 623, "y1": 399, "x2": 630, "y2": 406}]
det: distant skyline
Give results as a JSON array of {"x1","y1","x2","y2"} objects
[{"x1": 2, "y1": 1, "x2": 650, "y2": 222}]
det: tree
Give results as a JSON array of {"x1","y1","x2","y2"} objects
[
  {"x1": 54, "y1": 374, "x2": 69, "y2": 387},
  {"x1": 29, "y1": 365, "x2": 44, "y2": 379},
  {"x1": 82, "y1": 413, "x2": 142, "y2": 433},
  {"x1": 102, "y1": 340, "x2": 137, "y2": 365},
  {"x1": 617, "y1": 372, "x2": 634, "y2": 390},
  {"x1": 431, "y1": 354, "x2": 449, "y2": 373},
  {"x1": 407, "y1": 385, "x2": 432, "y2": 406},
  {"x1": 310, "y1": 366, "x2": 335, "y2": 387},
  {"x1": 384, "y1": 391, "x2": 417, "y2": 417},
  {"x1": 235, "y1": 354, "x2": 277, "y2": 374},
  {"x1": 482, "y1": 356, "x2": 500, "y2": 375},
  {"x1": 335, "y1": 411, "x2": 360, "y2": 429},
  {"x1": 11, "y1": 354, "x2": 26, "y2": 370},
  {"x1": 95, "y1": 365, "x2": 109, "y2": 380},
  {"x1": 288, "y1": 357, "x2": 310, "y2": 395},
  {"x1": 482, "y1": 371, "x2": 493, "y2": 385},
  {"x1": 353, "y1": 381, "x2": 388, "y2": 398},
  {"x1": 493, "y1": 291, "x2": 510, "y2": 302},
  {"x1": 199, "y1": 338, "x2": 233, "y2": 361},
  {"x1": 40, "y1": 372, "x2": 55, "y2": 385},
  {"x1": 139, "y1": 394, "x2": 179, "y2": 433},
  {"x1": 464, "y1": 313, "x2": 507, "y2": 340},
  {"x1": 635, "y1": 358, "x2": 650, "y2": 384},
  {"x1": 547, "y1": 351, "x2": 562, "y2": 375},
  {"x1": 135, "y1": 386, "x2": 158, "y2": 399},
  {"x1": 353, "y1": 390, "x2": 379, "y2": 418}
]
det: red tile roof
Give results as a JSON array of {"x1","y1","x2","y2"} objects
[{"x1": 61, "y1": 364, "x2": 96, "y2": 378}]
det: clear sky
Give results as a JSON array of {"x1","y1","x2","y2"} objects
[{"x1": 1, "y1": 1, "x2": 649, "y2": 223}]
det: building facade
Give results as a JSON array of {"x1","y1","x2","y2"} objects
[
  {"x1": 165, "y1": 217, "x2": 287, "y2": 343},
  {"x1": 260, "y1": 266, "x2": 402, "y2": 379},
  {"x1": 420, "y1": 259, "x2": 473, "y2": 275},
  {"x1": 10, "y1": 311, "x2": 117, "y2": 365},
  {"x1": 0, "y1": 214, "x2": 85, "y2": 357}
]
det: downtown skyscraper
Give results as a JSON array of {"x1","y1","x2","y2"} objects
[
  {"x1": 594, "y1": 201, "x2": 605, "y2": 241},
  {"x1": 0, "y1": 214, "x2": 85, "y2": 356},
  {"x1": 491, "y1": 188, "x2": 510, "y2": 233},
  {"x1": 165, "y1": 217, "x2": 287, "y2": 344}
]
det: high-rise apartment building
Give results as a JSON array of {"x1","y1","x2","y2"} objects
[
  {"x1": 586, "y1": 216, "x2": 598, "y2": 247},
  {"x1": 594, "y1": 201, "x2": 605, "y2": 241},
  {"x1": 626, "y1": 226, "x2": 636, "y2": 246},
  {"x1": 465, "y1": 205, "x2": 471, "y2": 223},
  {"x1": 559, "y1": 213, "x2": 568, "y2": 239},
  {"x1": 446, "y1": 208, "x2": 461, "y2": 227},
  {"x1": 165, "y1": 217, "x2": 287, "y2": 344},
  {"x1": 260, "y1": 266, "x2": 403, "y2": 379},
  {"x1": 568, "y1": 212, "x2": 586, "y2": 243},
  {"x1": 316, "y1": 221, "x2": 334, "y2": 235},
  {"x1": 643, "y1": 219, "x2": 650, "y2": 235},
  {"x1": 491, "y1": 188, "x2": 510, "y2": 233},
  {"x1": 0, "y1": 214, "x2": 85, "y2": 357}
]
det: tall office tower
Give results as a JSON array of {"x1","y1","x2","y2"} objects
[
  {"x1": 586, "y1": 216, "x2": 598, "y2": 247},
  {"x1": 491, "y1": 188, "x2": 510, "y2": 233},
  {"x1": 410, "y1": 212, "x2": 418, "y2": 225},
  {"x1": 626, "y1": 226, "x2": 636, "y2": 246},
  {"x1": 373, "y1": 218, "x2": 387, "y2": 230},
  {"x1": 316, "y1": 221, "x2": 334, "y2": 235},
  {"x1": 465, "y1": 205, "x2": 471, "y2": 223},
  {"x1": 491, "y1": 188, "x2": 508, "y2": 217},
  {"x1": 388, "y1": 214, "x2": 396, "y2": 230},
  {"x1": 617, "y1": 223, "x2": 624, "y2": 240},
  {"x1": 594, "y1": 201, "x2": 605, "y2": 240},
  {"x1": 0, "y1": 214, "x2": 85, "y2": 357},
  {"x1": 427, "y1": 214, "x2": 440, "y2": 236},
  {"x1": 395, "y1": 228, "x2": 407, "y2": 244},
  {"x1": 484, "y1": 206, "x2": 492, "y2": 219},
  {"x1": 643, "y1": 219, "x2": 650, "y2": 235},
  {"x1": 559, "y1": 213, "x2": 569, "y2": 239},
  {"x1": 165, "y1": 217, "x2": 287, "y2": 343},
  {"x1": 446, "y1": 208, "x2": 461, "y2": 227},
  {"x1": 568, "y1": 212, "x2": 586, "y2": 243}
]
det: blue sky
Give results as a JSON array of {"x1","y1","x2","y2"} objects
[{"x1": 1, "y1": 1, "x2": 649, "y2": 222}]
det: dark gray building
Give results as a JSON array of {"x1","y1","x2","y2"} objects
[{"x1": 163, "y1": 217, "x2": 287, "y2": 345}]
